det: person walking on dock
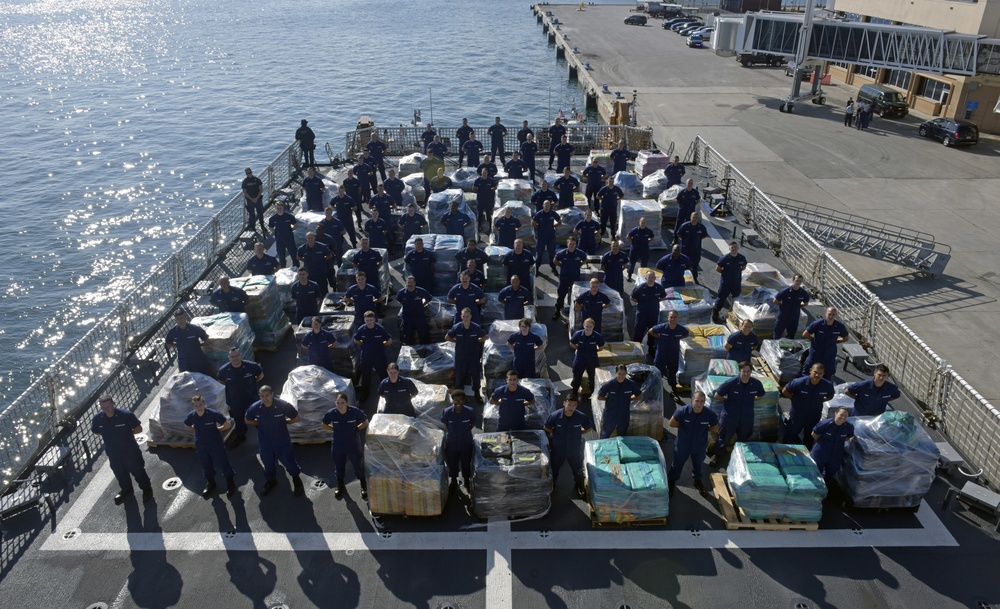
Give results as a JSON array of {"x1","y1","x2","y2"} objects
[
  {"x1": 93, "y1": 395, "x2": 154, "y2": 504},
  {"x1": 246, "y1": 385, "x2": 305, "y2": 497}
]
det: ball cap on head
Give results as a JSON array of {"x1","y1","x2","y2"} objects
[{"x1": 301, "y1": 119, "x2": 308, "y2": 125}]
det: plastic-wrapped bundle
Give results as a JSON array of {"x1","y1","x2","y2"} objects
[
  {"x1": 292, "y1": 211, "x2": 329, "y2": 248},
  {"x1": 658, "y1": 286, "x2": 714, "y2": 326},
  {"x1": 274, "y1": 268, "x2": 297, "y2": 313},
  {"x1": 617, "y1": 200, "x2": 667, "y2": 251},
  {"x1": 634, "y1": 150, "x2": 670, "y2": 178},
  {"x1": 597, "y1": 342, "x2": 646, "y2": 367},
  {"x1": 741, "y1": 263, "x2": 790, "y2": 295},
  {"x1": 366, "y1": 414, "x2": 448, "y2": 517},
  {"x1": 592, "y1": 364, "x2": 665, "y2": 440},
  {"x1": 612, "y1": 172, "x2": 643, "y2": 199},
  {"x1": 190, "y1": 313, "x2": 255, "y2": 371},
  {"x1": 543, "y1": 170, "x2": 580, "y2": 188},
  {"x1": 463, "y1": 192, "x2": 480, "y2": 221},
  {"x1": 147, "y1": 372, "x2": 228, "y2": 447},
  {"x1": 567, "y1": 282, "x2": 626, "y2": 342},
  {"x1": 280, "y1": 365, "x2": 355, "y2": 443},
  {"x1": 404, "y1": 233, "x2": 465, "y2": 297},
  {"x1": 658, "y1": 185, "x2": 684, "y2": 223},
  {"x1": 497, "y1": 179, "x2": 533, "y2": 205},
  {"x1": 482, "y1": 321, "x2": 548, "y2": 384},
  {"x1": 490, "y1": 202, "x2": 534, "y2": 247},
  {"x1": 706, "y1": 358, "x2": 742, "y2": 377},
  {"x1": 480, "y1": 294, "x2": 536, "y2": 326},
  {"x1": 391, "y1": 296, "x2": 455, "y2": 343},
  {"x1": 482, "y1": 378, "x2": 555, "y2": 433},
  {"x1": 427, "y1": 189, "x2": 477, "y2": 242},
  {"x1": 554, "y1": 207, "x2": 586, "y2": 246},
  {"x1": 695, "y1": 375, "x2": 737, "y2": 423},
  {"x1": 448, "y1": 167, "x2": 479, "y2": 192},
  {"x1": 401, "y1": 173, "x2": 426, "y2": 203},
  {"x1": 837, "y1": 411, "x2": 939, "y2": 508},
  {"x1": 727, "y1": 442, "x2": 827, "y2": 522},
  {"x1": 586, "y1": 150, "x2": 614, "y2": 175},
  {"x1": 641, "y1": 170, "x2": 672, "y2": 199},
  {"x1": 398, "y1": 153, "x2": 426, "y2": 178},
  {"x1": 821, "y1": 384, "x2": 856, "y2": 419},
  {"x1": 294, "y1": 315, "x2": 357, "y2": 377},
  {"x1": 399, "y1": 185, "x2": 417, "y2": 209},
  {"x1": 586, "y1": 436, "x2": 669, "y2": 523},
  {"x1": 337, "y1": 247, "x2": 390, "y2": 297},
  {"x1": 230, "y1": 275, "x2": 292, "y2": 350},
  {"x1": 472, "y1": 430, "x2": 552, "y2": 520},
  {"x1": 731, "y1": 288, "x2": 780, "y2": 339},
  {"x1": 760, "y1": 339, "x2": 810, "y2": 385},
  {"x1": 484, "y1": 246, "x2": 511, "y2": 293},
  {"x1": 397, "y1": 343, "x2": 455, "y2": 386},
  {"x1": 378, "y1": 380, "x2": 451, "y2": 431},
  {"x1": 677, "y1": 324, "x2": 729, "y2": 384},
  {"x1": 752, "y1": 374, "x2": 781, "y2": 441}
]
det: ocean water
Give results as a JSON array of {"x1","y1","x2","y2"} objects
[{"x1": 0, "y1": 0, "x2": 637, "y2": 403}]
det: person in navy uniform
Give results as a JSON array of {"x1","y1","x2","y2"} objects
[
  {"x1": 532, "y1": 199, "x2": 562, "y2": 276},
  {"x1": 365, "y1": 131, "x2": 388, "y2": 181},
  {"x1": 674, "y1": 212, "x2": 708, "y2": 283},
  {"x1": 396, "y1": 275, "x2": 431, "y2": 345},
  {"x1": 625, "y1": 217, "x2": 655, "y2": 281},
  {"x1": 554, "y1": 134, "x2": 574, "y2": 173},
  {"x1": 378, "y1": 363, "x2": 419, "y2": 417},
  {"x1": 664, "y1": 155, "x2": 685, "y2": 188},
  {"x1": 711, "y1": 241, "x2": 748, "y2": 324},
  {"x1": 521, "y1": 133, "x2": 539, "y2": 182},
  {"x1": 517, "y1": 120, "x2": 533, "y2": 146},
  {"x1": 781, "y1": 363, "x2": 835, "y2": 448},
  {"x1": 361, "y1": 149, "x2": 380, "y2": 195},
  {"x1": 473, "y1": 169, "x2": 498, "y2": 232},
  {"x1": 463, "y1": 259, "x2": 486, "y2": 291},
  {"x1": 531, "y1": 181, "x2": 558, "y2": 213},
  {"x1": 609, "y1": 140, "x2": 630, "y2": 174},
  {"x1": 92, "y1": 395, "x2": 153, "y2": 503},
  {"x1": 184, "y1": 394, "x2": 236, "y2": 498},
  {"x1": 301, "y1": 316, "x2": 337, "y2": 373},
  {"x1": 649, "y1": 310, "x2": 690, "y2": 390},
  {"x1": 726, "y1": 319, "x2": 761, "y2": 364},
  {"x1": 166, "y1": 310, "x2": 212, "y2": 376},
  {"x1": 502, "y1": 239, "x2": 535, "y2": 292},
  {"x1": 597, "y1": 180, "x2": 625, "y2": 239},
  {"x1": 801, "y1": 306, "x2": 850, "y2": 380},
  {"x1": 476, "y1": 154, "x2": 498, "y2": 179},
  {"x1": 570, "y1": 317, "x2": 605, "y2": 396},
  {"x1": 544, "y1": 392, "x2": 593, "y2": 499},
  {"x1": 601, "y1": 239, "x2": 628, "y2": 294},
  {"x1": 364, "y1": 209, "x2": 391, "y2": 250},
  {"x1": 574, "y1": 278, "x2": 610, "y2": 333},
  {"x1": 489, "y1": 370, "x2": 537, "y2": 431},
  {"x1": 494, "y1": 206, "x2": 522, "y2": 250},
  {"x1": 351, "y1": 238, "x2": 383, "y2": 289},
  {"x1": 383, "y1": 169, "x2": 405, "y2": 208},
  {"x1": 846, "y1": 364, "x2": 901, "y2": 416},
  {"x1": 631, "y1": 270, "x2": 667, "y2": 358},
  {"x1": 655, "y1": 245, "x2": 691, "y2": 289},
  {"x1": 498, "y1": 275, "x2": 533, "y2": 320},
  {"x1": 446, "y1": 307, "x2": 487, "y2": 403},
  {"x1": 318, "y1": 210, "x2": 347, "y2": 270},
  {"x1": 217, "y1": 347, "x2": 263, "y2": 448},
  {"x1": 322, "y1": 392, "x2": 369, "y2": 501},
  {"x1": 456, "y1": 118, "x2": 474, "y2": 167},
  {"x1": 427, "y1": 134, "x2": 448, "y2": 161},
  {"x1": 267, "y1": 201, "x2": 298, "y2": 268},
  {"x1": 596, "y1": 364, "x2": 641, "y2": 438},
  {"x1": 574, "y1": 209, "x2": 601, "y2": 255},
  {"x1": 300, "y1": 166, "x2": 326, "y2": 212},
  {"x1": 210, "y1": 276, "x2": 249, "y2": 313},
  {"x1": 295, "y1": 119, "x2": 316, "y2": 167},
  {"x1": 420, "y1": 124, "x2": 437, "y2": 153},
  {"x1": 297, "y1": 232, "x2": 333, "y2": 293},
  {"x1": 810, "y1": 406, "x2": 855, "y2": 482},
  {"x1": 547, "y1": 118, "x2": 566, "y2": 170},
  {"x1": 354, "y1": 154, "x2": 375, "y2": 204},
  {"x1": 456, "y1": 238, "x2": 489, "y2": 270},
  {"x1": 675, "y1": 179, "x2": 701, "y2": 230},
  {"x1": 487, "y1": 116, "x2": 508, "y2": 164},
  {"x1": 342, "y1": 169, "x2": 366, "y2": 229},
  {"x1": 554, "y1": 236, "x2": 588, "y2": 320},
  {"x1": 352, "y1": 311, "x2": 393, "y2": 401},
  {"x1": 447, "y1": 271, "x2": 486, "y2": 325},
  {"x1": 442, "y1": 389, "x2": 476, "y2": 492},
  {"x1": 710, "y1": 362, "x2": 765, "y2": 467},
  {"x1": 245, "y1": 385, "x2": 304, "y2": 497},
  {"x1": 404, "y1": 238, "x2": 436, "y2": 293},
  {"x1": 582, "y1": 158, "x2": 607, "y2": 211},
  {"x1": 399, "y1": 203, "x2": 428, "y2": 244},
  {"x1": 242, "y1": 167, "x2": 267, "y2": 236},
  {"x1": 332, "y1": 185, "x2": 359, "y2": 248},
  {"x1": 507, "y1": 318, "x2": 544, "y2": 379},
  {"x1": 290, "y1": 268, "x2": 323, "y2": 324},
  {"x1": 369, "y1": 183, "x2": 394, "y2": 222},
  {"x1": 463, "y1": 132, "x2": 484, "y2": 170},
  {"x1": 344, "y1": 272, "x2": 383, "y2": 329},
  {"x1": 429, "y1": 167, "x2": 453, "y2": 193},
  {"x1": 441, "y1": 200, "x2": 472, "y2": 237},
  {"x1": 245, "y1": 241, "x2": 279, "y2": 276},
  {"x1": 504, "y1": 151, "x2": 527, "y2": 180},
  {"x1": 772, "y1": 274, "x2": 810, "y2": 339},
  {"x1": 667, "y1": 390, "x2": 719, "y2": 495}
]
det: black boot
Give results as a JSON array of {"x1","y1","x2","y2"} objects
[
  {"x1": 201, "y1": 479, "x2": 217, "y2": 498},
  {"x1": 359, "y1": 479, "x2": 368, "y2": 501},
  {"x1": 226, "y1": 477, "x2": 237, "y2": 497},
  {"x1": 292, "y1": 475, "x2": 304, "y2": 497},
  {"x1": 668, "y1": 478, "x2": 677, "y2": 498},
  {"x1": 334, "y1": 478, "x2": 346, "y2": 500},
  {"x1": 576, "y1": 481, "x2": 587, "y2": 500}
]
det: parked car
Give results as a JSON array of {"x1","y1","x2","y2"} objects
[
  {"x1": 687, "y1": 33, "x2": 705, "y2": 48},
  {"x1": 784, "y1": 61, "x2": 813, "y2": 80},
  {"x1": 736, "y1": 52, "x2": 786, "y2": 67},
  {"x1": 625, "y1": 14, "x2": 648, "y2": 26},
  {"x1": 663, "y1": 17, "x2": 696, "y2": 29},
  {"x1": 857, "y1": 83, "x2": 909, "y2": 118},
  {"x1": 671, "y1": 20, "x2": 701, "y2": 31},
  {"x1": 918, "y1": 118, "x2": 979, "y2": 147},
  {"x1": 678, "y1": 23, "x2": 705, "y2": 35},
  {"x1": 690, "y1": 26, "x2": 714, "y2": 37}
]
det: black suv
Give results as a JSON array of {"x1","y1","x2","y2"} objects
[
  {"x1": 625, "y1": 15, "x2": 647, "y2": 26},
  {"x1": 736, "y1": 52, "x2": 785, "y2": 67},
  {"x1": 918, "y1": 118, "x2": 979, "y2": 147},
  {"x1": 857, "y1": 84, "x2": 908, "y2": 118}
]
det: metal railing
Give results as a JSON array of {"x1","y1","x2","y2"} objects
[
  {"x1": 686, "y1": 135, "x2": 999, "y2": 490},
  {"x1": 0, "y1": 140, "x2": 302, "y2": 494}
]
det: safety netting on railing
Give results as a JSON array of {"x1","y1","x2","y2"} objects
[
  {"x1": 818, "y1": 254, "x2": 876, "y2": 345},
  {"x1": 867, "y1": 301, "x2": 945, "y2": 409},
  {"x1": 939, "y1": 370, "x2": 1000, "y2": 489}
]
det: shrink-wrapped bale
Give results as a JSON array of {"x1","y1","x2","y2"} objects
[
  {"x1": 393, "y1": 296, "x2": 456, "y2": 344},
  {"x1": 336, "y1": 247, "x2": 390, "y2": 297},
  {"x1": 404, "y1": 233, "x2": 466, "y2": 297},
  {"x1": 294, "y1": 314, "x2": 357, "y2": 377},
  {"x1": 292, "y1": 211, "x2": 329, "y2": 248},
  {"x1": 741, "y1": 263, "x2": 790, "y2": 295},
  {"x1": 586, "y1": 436, "x2": 669, "y2": 523},
  {"x1": 397, "y1": 343, "x2": 455, "y2": 386},
  {"x1": 147, "y1": 372, "x2": 228, "y2": 447},
  {"x1": 230, "y1": 275, "x2": 292, "y2": 350},
  {"x1": 727, "y1": 442, "x2": 827, "y2": 522},
  {"x1": 401, "y1": 173, "x2": 426, "y2": 203},
  {"x1": 592, "y1": 364, "x2": 665, "y2": 440},
  {"x1": 484, "y1": 246, "x2": 511, "y2": 292},
  {"x1": 634, "y1": 150, "x2": 670, "y2": 178},
  {"x1": 378, "y1": 380, "x2": 451, "y2": 431},
  {"x1": 658, "y1": 286, "x2": 714, "y2": 325},
  {"x1": 821, "y1": 383, "x2": 855, "y2": 419},
  {"x1": 482, "y1": 378, "x2": 556, "y2": 433},
  {"x1": 480, "y1": 294, "x2": 536, "y2": 326},
  {"x1": 611, "y1": 172, "x2": 643, "y2": 200},
  {"x1": 543, "y1": 170, "x2": 580, "y2": 188},
  {"x1": 280, "y1": 365, "x2": 354, "y2": 443},
  {"x1": 677, "y1": 324, "x2": 729, "y2": 384},
  {"x1": 472, "y1": 430, "x2": 552, "y2": 520},
  {"x1": 837, "y1": 411, "x2": 939, "y2": 508},
  {"x1": 752, "y1": 374, "x2": 781, "y2": 441},
  {"x1": 760, "y1": 339, "x2": 810, "y2": 385},
  {"x1": 490, "y1": 202, "x2": 534, "y2": 247},
  {"x1": 274, "y1": 268, "x2": 297, "y2": 313},
  {"x1": 568, "y1": 282, "x2": 626, "y2": 342},
  {"x1": 618, "y1": 200, "x2": 668, "y2": 251},
  {"x1": 463, "y1": 192, "x2": 480, "y2": 221},
  {"x1": 597, "y1": 342, "x2": 646, "y2": 367},
  {"x1": 730, "y1": 288, "x2": 780, "y2": 339},
  {"x1": 586, "y1": 150, "x2": 614, "y2": 175},
  {"x1": 554, "y1": 207, "x2": 586, "y2": 246},
  {"x1": 190, "y1": 313, "x2": 256, "y2": 371},
  {"x1": 497, "y1": 179, "x2": 533, "y2": 205},
  {"x1": 427, "y1": 189, "x2": 477, "y2": 242},
  {"x1": 482, "y1": 321, "x2": 548, "y2": 384},
  {"x1": 366, "y1": 414, "x2": 448, "y2": 517},
  {"x1": 398, "y1": 153, "x2": 426, "y2": 178},
  {"x1": 448, "y1": 167, "x2": 479, "y2": 192},
  {"x1": 641, "y1": 169, "x2": 672, "y2": 199},
  {"x1": 398, "y1": 185, "x2": 417, "y2": 210}
]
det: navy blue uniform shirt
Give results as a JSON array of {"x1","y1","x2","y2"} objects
[
  {"x1": 246, "y1": 398, "x2": 297, "y2": 447},
  {"x1": 322, "y1": 406, "x2": 368, "y2": 451}
]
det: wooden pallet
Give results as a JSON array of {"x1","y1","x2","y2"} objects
[
  {"x1": 752, "y1": 356, "x2": 780, "y2": 386},
  {"x1": 711, "y1": 473, "x2": 819, "y2": 531},
  {"x1": 147, "y1": 426, "x2": 234, "y2": 449},
  {"x1": 589, "y1": 508, "x2": 668, "y2": 529}
]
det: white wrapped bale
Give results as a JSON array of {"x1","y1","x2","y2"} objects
[
  {"x1": 760, "y1": 338, "x2": 810, "y2": 385},
  {"x1": 641, "y1": 170, "x2": 672, "y2": 199},
  {"x1": 281, "y1": 365, "x2": 355, "y2": 443},
  {"x1": 398, "y1": 153, "x2": 426, "y2": 178},
  {"x1": 190, "y1": 313, "x2": 255, "y2": 371},
  {"x1": 568, "y1": 282, "x2": 626, "y2": 342},
  {"x1": 292, "y1": 211, "x2": 329, "y2": 248},
  {"x1": 274, "y1": 268, "x2": 297, "y2": 312},
  {"x1": 448, "y1": 167, "x2": 479, "y2": 192},
  {"x1": 612, "y1": 171, "x2": 643, "y2": 199},
  {"x1": 401, "y1": 173, "x2": 426, "y2": 203},
  {"x1": 592, "y1": 364, "x2": 666, "y2": 440},
  {"x1": 617, "y1": 200, "x2": 668, "y2": 252},
  {"x1": 730, "y1": 288, "x2": 780, "y2": 339},
  {"x1": 398, "y1": 342, "x2": 455, "y2": 386},
  {"x1": 658, "y1": 286, "x2": 714, "y2": 325},
  {"x1": 427, "y1": 189, "x2": 477, "y2": 243},
  {"x1": 586, "y1": 150, "x2": 614, "y2": 175},
  {"x1": 366, "y1": 414, "x2": 448, "y2": 517},
  {"x1": 147, "y1": 372, "x2": 228, "y2": 447},
  {"x1": 230, "y1": 275, "x2": 292, "y2": 351},
  {"x1": 404, "y1": 233, "x2": 465, "y2": 297},
  {"x1": 741, "y1": 263, "x2": 791, "y2": 295},
  {"x1": 634, "y1": 150, "x2": 670, "y2": 178},
  {"x1": 480, "y1": 294, "x2": 536, "y2": 326},
  {"x1": 497, "y1": 179, "x2": 533, "y2": 205},
  {"x1": 554, "y1": 207, "x2": 586, "y2": 246}
]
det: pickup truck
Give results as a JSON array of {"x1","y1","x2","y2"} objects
[{"x1": 736, "y1": 52, "x2": 786, "y2": 67}]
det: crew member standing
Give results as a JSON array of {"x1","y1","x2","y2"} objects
[
  {"x1": 554, "y1": 135, "x2": 574, "y2": 173},
  {"x1": 506, "y1": 318, "x2": 544, "y2": 379},
  {"x1": 489, "y1": 370, "x2": 536, "y2": 432},
  {"x1": 404, "y1": 238, "x2": 436, "y2": 293},
  {"x1": 532, "y1": 200, "x2": 562, "y2": 276},
  {"x1": 601, "y1": 239, "x2": 628, "y2": 295},
  {"x1": 442, "y1": 390, "x2": 476, "y2": 492},
  {"x1": 185, "y1": 394, "x2": 237, "y2": 498},
  {"x1": 296, "y1": 119, "x2": 316, "y2": 167},
  {"x1": 609, "y1": 140, "x2": 629, "y2": 175},
  {"x1": 210, "y1": 276, "x2": 249, "y2": 313},
  {"x1": 331, "y1": 186, "x2": 359, "y2": 248},
  {"x1": 92, "y1": 395, "x2": 153, "y2": 503},
  {"x1": 297, "y1": 232, "x2": 333, "y2": 293},
  {"x1": 290, "y1": 268, "x2": 323, "y2": 324},
  {"x1": 554, "y1": 167, "x2": 579, "y2": 209},
  {"x1": 674, "y1": 212, "x2": 708, "y2": 283},
  {"x1": 596, "y1": 364, "x2": 641, "y2": 438},
  {"x1": 574, "y1": 209, "x2": 601, "y2": 255},
  {"x1": 675, "y1": 179, "x2": 701, "y2": 231},
  {"x1": 544, "y1": 392, "x2": 593, "y2": 499},
  {"x1": 399, "y1": 203, "x2": 428, "y2": 244},
  {"x1": 631, "y1": 270, "x2": 667, "y2": 358},
  {"x1": 396, "y1": 276, "x2": 432, "y2": 345},
  {"x1": 242, "y1": 167, "x2": 267, "y2": 235},
  {"x1": 446, "y1": 308, "x2": 487, "y2": 403},
  {"x1": 655, "y1": 245, "x2": 691, "y2": 289},
  {"x1": 597, "y1": 181, "x2": 625, "y2": 239},
  {"x1": 574, "y1": 278, "x2": 610, "y2": 334},
  {"x1": 322, "y1": 392, "x2": 369, "y2": 501},
  {"x1": 463, "y1": 132, "x2": 484, "y2": 170},
  {"x1": 845, "y1": 364, "x2": 901, "y2": 416},
  {"x1": 447, "y1": 271, "x2": 486, "y2": 325},
  {"x1": 811, "y1": 407, "x2": 855, "y2": 483},
  {"x1": 711, "y1": 242, "x2": 747, "y2": 324},
  {"x1": 245, "y1": 385, "x2": 304, "y2": 497},
  {"x1": 781, "y1": 363, "x2": 835, "y2": 448},
  {"x1": 569, "y1": 318, "x2": 605, "y2": 396},
  {"x1": 301, "y1": 316, "x2": 337, "y2": 373},
  {"x1": 667, "y1": 390, "x2": 718, "y2": 495},
  {"x1": 378, "y1": 363, "x2": 419, "y2": 417},
  {"x1": 344, "y1": 272, "x2": 383, "y2": 329},
  {"x1": 521, "y1": 133, "x2": 539, "y2": 183},
  {"x1": 725, "y1": 320, "x2": 761, "y2": 364},
  {"x1": 497, "y1": 275, "x2": 534, "y2": 320},
  {"x1": 473, "y1": 169, "x2": 498, "y2": 232},
  {"x1": 366, "y1": 131, "x2": 388, "y2": 181},
  {"x1": 710, "y1": 362, "x2": 765, "y2": 467},
  {"x1": 801, "y1": 306, "x2": 849, "y2": 380},
  {"x1": 649, "y1": 310, "x2": 690, "y2": 390},
  {"x1": 245, "y1": 241, "x2": 279, "y2": 276},
  {"x1": 488, "y1": 116, "x2": 508, "y2": 164},
  {"x1": 625, "y1": 217, "x2": 655, "y2": 282},
  {"x1": 352, "y1": 311, "x2": 392, "y2": 402},
  {"x1": 301, "y1": 166, "x2": 326, "y2": 212},
  {"x1": 772, "y1": 274, "x2": 810, "y2": 339},
  {"x1": 216, "y1": 347, "x2": 263, "y2": 448},
  {"x1": 268, "y1": 201, "x2": 298, "y2": 268},
  {"x1": 582, "y1": 158, "x2": 607, "y2": 211},
  {"x1": 664, "y1": 155, "x2": 685, "y2": 187},
  {"x1": 165, "y1": 310, "x2": 212, "y2": 376},
  {"x1": 456, "y1": 118, "x2": 474, "y2": 168},
  {"x1": 547, "y1": 118, "x2": 566, "y2": 170},
  {"x1": 553, "y1": 236, "x2": 587, "y2": 320}
]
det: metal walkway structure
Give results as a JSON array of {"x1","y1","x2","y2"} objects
[{"x1": 738, "y1": 11, "x2": 1000, "y2": 77}]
